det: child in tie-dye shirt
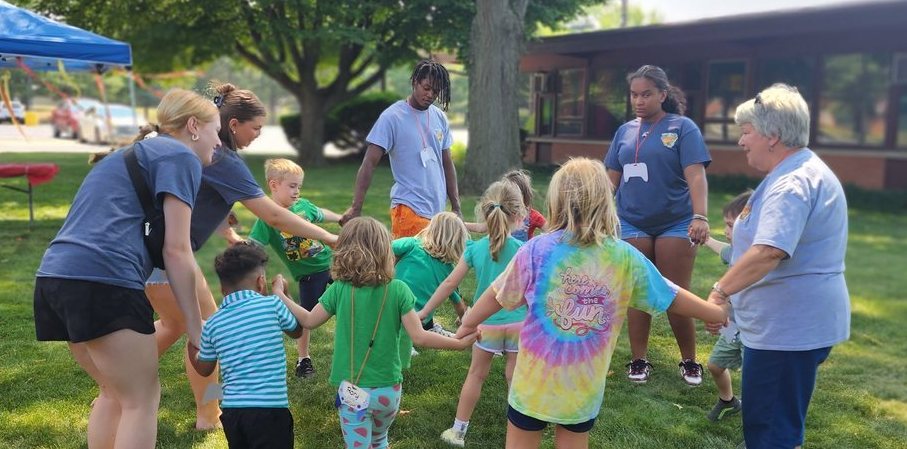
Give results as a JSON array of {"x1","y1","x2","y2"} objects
[{"x1": 455, "y1": 158, "x2": 729, "y2": 449}]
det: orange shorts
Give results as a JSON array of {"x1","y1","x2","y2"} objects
[{"x1": 390, "y1": 204, "x2": 431, "y2": 239}]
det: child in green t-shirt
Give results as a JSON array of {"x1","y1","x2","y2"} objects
[
  {"x1": 249, "y1": 158, "x2": 341, "y2": 379},
  {"x1": 272, "y1": 217, "x2": 477, "y2": 449},
  {"x1": 392, "y1": 212, "x2": 469, "y2": 369}
]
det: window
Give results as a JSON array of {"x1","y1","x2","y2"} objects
[
  {"x1": 757, "y1": 57, "x2": 816, "y2": 106},
  {"x1": 818, "y1": 53, "x2": 890, "y2": 147},
  {"x1": 588, "y1": 66, "x2": 628, "y2": 139},
  {"x1": 704, "y1": 61, "x2": 747, "y2": 142},
  {"x1": 556, "y1": 69, "x2": 585, "y2": 136}
]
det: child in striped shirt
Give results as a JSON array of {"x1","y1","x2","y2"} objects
[{"x1": 188, "y1": 243, "x2": 302, "y2": 449}]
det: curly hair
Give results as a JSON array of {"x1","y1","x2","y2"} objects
[{"x1": 330, "y1": 217, "x2": 395, "y2": 287}]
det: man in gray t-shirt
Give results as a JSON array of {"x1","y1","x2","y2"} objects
[{"x1": 341, "y1": 59, "x2": 461, "y2": 238}]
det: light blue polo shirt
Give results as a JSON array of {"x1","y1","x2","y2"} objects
[
  {"x1": 604, "y1": 114, "x2": 710, "y2": 235},
  {"x1": 198, "y1": 290, "x2": 299, "y2": 408},
  {"x1": 730, "y1": 149, "x2": 850, "y2": 351},
  {"x1": 366, "y1": 100, "x2": 453, "y2": 218}
]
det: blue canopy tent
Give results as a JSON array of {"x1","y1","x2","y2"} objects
[{"x1": 0, "y1": 0, "x2": 136, "y2": 118}]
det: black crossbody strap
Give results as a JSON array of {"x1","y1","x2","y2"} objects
[{"x1": 123, "y1": 145, "x2": 157, "y2": 228}]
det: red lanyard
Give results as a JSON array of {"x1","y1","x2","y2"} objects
[
  {"x1": 408, "y1": 98, "x2": 431, "y2": 149},
  {"x1": 634, "y1": 114, "x2": 664, "y2": 164}
]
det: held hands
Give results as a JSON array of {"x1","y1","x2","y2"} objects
[
  {"x1": 688, "y1": 218, "x2": 710, "y2": 246},
  {"x1": 272, "y1": 274, "x2": 290, "y2": 296},
  {"x1": 456, "y1": 330, "x2": 480, "y2": 349},
  {"x1": 704, "y1": 290, "x2": 730, "y2": 335}
]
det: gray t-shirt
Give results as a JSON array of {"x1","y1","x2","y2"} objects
[
  {"x1": 37, "y1": 135, "x2": 202, "y2": 290},
  {"x1": 366, "y1": 100, "x2": 453, "y2": 219},
  {"x1": 190, "y1": 147, "x2": 264, "y2": 251},
  {"x1": 730, "y1": 149, "x2": 850, "y2": 351}
]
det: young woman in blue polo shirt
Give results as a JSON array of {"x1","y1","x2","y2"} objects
[{"x1": 604, "y1": 65, "x2": 711, "y2": 386}]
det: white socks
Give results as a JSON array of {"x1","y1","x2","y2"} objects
[{"x1": 453, "y1": 418, "x2": 469, "y2": 434}]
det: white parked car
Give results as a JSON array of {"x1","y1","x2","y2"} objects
[
  {"x1": 0, "y1": 100, "x2": 25, "y2": 123},
  {"x1": 78, "y1": 104, "x2": 146, "y2": 144}
]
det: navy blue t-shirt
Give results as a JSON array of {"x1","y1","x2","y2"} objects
[
  {"x1": 37, "y1": 135, "x2": 202, "y2": 289},
  {"x1": 189, "y1": 147, "x2": 264, "y2": 251},
  {"x1": 604, "y1": 114, "x2": 710, "y2": 235}
]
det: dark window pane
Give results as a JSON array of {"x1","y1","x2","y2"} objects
[
  {"x1": 818, "y1": 53, "x2": 890, "y2": 146},
  {"x1": 557, "y1": 69, "x2": 585, "y2": 119},
  {"x1": 556, "y1": 119, "x2": 583, "y2": 136},
  {"x1": 706, "y1": 61, "x2": 747, "y2": 121},
  {"x1": 588, "y1": 66, "x2": 628, "y2": 139},
  {"x1": 757, "y1": 57, "x2": 815, "y2": 105}
]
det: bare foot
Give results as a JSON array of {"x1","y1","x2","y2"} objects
[{"x1": 195, "y1": 420, "x2": 222, "y2": 431}]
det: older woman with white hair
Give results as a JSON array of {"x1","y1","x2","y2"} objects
[{"x1": 706, "y1": 83, "x2": 850, "y2": 449}]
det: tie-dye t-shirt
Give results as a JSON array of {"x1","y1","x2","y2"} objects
[{"x1": 492, "y1": 230, "x2": 677, "y2": 424}]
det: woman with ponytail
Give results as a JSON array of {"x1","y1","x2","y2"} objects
[
  {"x1": 142, "y1": 82, "x2": 338, "y2": 430},
  {"x1": 604, "y1": 64, "x2": 711, "y2": 386},
  {"x1": 419, "y1": 180, "x2": 527, "y2": 447},
  {"x1": 34, "y1": 89, "x2": 221, "y2": 448}
]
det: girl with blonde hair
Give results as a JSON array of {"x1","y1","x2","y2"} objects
[
  {"x1": 455, "y1": 158, "x2": 729, "y2": 449},
  {"x1": 418, "y1": 180, "x2": 527, "y2": 447},
  {"x1": 272, "y1": 217, "x2": 477, "y2": 449},
  {"x1": 393, "y1": 211, "x2": 470, "y2": 368},
  {"x1": 34, "y1": 88, "x2": 220, "y2": 448}
]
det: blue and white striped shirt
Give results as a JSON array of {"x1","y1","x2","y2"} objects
[{"x1": 199, "y1": 290, "x2": 299, "y2": 408}]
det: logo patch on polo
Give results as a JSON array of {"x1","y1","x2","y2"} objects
[{"x1": 661, "y1": 132, "x2": 679, "y2": 149}]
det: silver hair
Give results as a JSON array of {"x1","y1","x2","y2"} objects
[{"x1": 734, "y1": 83, "x2": 810, "y2": 148}]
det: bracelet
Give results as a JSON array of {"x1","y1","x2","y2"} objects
[
  {"x1": 692, "y1": 214, "x2": 709, "y2": 222},
  {"x1": 711, "y1": 282, "x2": 730, "y2": 300}
]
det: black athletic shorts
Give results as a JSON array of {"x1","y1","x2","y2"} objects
[{"x1": 34, "y1": 277, "x2": 154, "y2": 343}]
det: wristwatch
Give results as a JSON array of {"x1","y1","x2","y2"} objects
[{"x1": 711, "y1": 282, "x2": 730, "y2": 300}]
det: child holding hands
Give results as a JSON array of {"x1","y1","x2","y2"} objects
[
  {"x1": 703, "y1": 189, "x2": 752, "y2": 421},
  {"x1": 249, "y1": 158, "x2": 341, "y2": 378},
  {"x1": 274, "y1": 217, "x2": 478, "y2": 449},
  {"x1": 455, "y1": 158, "x2": 729, "y2": 449},
  {"x1": 419, "y1": 181, "x2": 528, "y2": 447},
  {"x1": 188, "y1": 243, "x2": 302, "y2": 449}
]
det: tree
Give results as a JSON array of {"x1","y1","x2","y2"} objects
[
  {"x1": 436, "y1": 0, "x2": 601, "y2": 193},
  {"x1": 19, "y1": 0, "x2": 455, "y2": 167}
]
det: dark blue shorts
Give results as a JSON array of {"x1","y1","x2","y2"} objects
[
  {"x1": 741, "y1": 346, "x2": 832, "y2": 448},
  {"x1": 297, "y1": 270, "x2": 332, "y2": 311},
  {"x1": 507, "y1": 405, "x2": 595, "y2": 433}
]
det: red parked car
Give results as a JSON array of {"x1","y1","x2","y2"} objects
[{"x1": 51, "y1": 98, "x2": 100, "y2": 139}]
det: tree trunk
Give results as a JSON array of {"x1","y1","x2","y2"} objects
[
  {"x1": 462, "y1": 0, "x2": 529, "y2": 194},
  {"x1": 296, "y1": 95, "x2": 328, "y2": 167}
]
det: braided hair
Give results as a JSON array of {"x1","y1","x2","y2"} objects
[{"x1": 410, "y1": 59, "x2": 451, "y2": 111}]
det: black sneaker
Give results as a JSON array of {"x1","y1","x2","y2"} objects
[
  {"x1": 295, "y1": 357, "x2": 315, "y2": 379},
  {"x1": 679, "y1": 359, "x2": 703, "y2": 386},
  {"x1": 626, "y1": 358, "x2": 653, "y2": 383},
  {"x1": 707, "y1": 396, "x2": 742, "y2": 422}
]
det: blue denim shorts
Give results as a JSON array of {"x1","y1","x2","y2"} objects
[
  {"x1": 619, "y1": 216, "x2": 692, "y2": 240},
  {"x1": 145, "y1": 268, "x2": 168, "y2": 285}
]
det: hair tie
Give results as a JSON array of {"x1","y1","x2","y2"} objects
[
  {"x1": 213, "y1": 95, "x2": 224, "y2": 108},
  {"x1": 153, "y1": 124, "x2": 160, "y2": 133},
  {"x1": 492, "y1": 203, "x2": 501, "y2": 209}
]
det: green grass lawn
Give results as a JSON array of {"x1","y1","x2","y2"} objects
[{"x1": 1, "y1": 153, "x2": 905, "y2": 448}]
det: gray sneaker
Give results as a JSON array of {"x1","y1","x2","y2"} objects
[
  {"x1": 707, "y1": 396, "x2": 742, "y2": 422},
  {"x1": 430, "y1": 323, "x2": 456, "y2": 338}
]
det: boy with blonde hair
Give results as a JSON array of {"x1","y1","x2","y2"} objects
[{"x1": 249, "y1": 158, "x2": 341, "y2": 378}]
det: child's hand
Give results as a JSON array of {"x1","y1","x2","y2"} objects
[
  {"x1": 457, "y1": 330, "x2": 479, "y2": 349},
  {"x1": 454, "y1": 323, "x2": 478, "y2": 339},
  {"x1": 455, "y1": 307, "x2": 471, "y2": 327},
  {"x1": 272, "y1": 274, "x2": 290, "y2": 296},
  {"x1": 324, "y1": 233, "x2": 339, "y2": 248},
  {"x1": 417, "y1": 310, "x2": 428, "y2": 322}
]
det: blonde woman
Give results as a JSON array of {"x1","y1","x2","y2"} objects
[
  {"x1": 34, "y1": 89, "x2": 221, "y2": 449},
  {"x1": 456, "y1": 158, "x2": 728, "y2": 449},
  {"x1": 392, "y1": 212, "x2": 469, "y2": 368}
]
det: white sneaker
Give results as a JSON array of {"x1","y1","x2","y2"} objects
[
  {"x1": 679, "y1": 359, "x2": 704, "y2": 386},
  {"x1": 440, "y1": 428, "x2": 465, "y2": 447},
  {"x1": 411, "y1": 347, "x2": 419, "y2": 356},
  {"x1": 430, "y1": 323, "x2": 456, "y2": 338}
]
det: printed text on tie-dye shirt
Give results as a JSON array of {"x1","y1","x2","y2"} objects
[{"x1": 548, "y1": 267, "x2": 617, "y2": 336}]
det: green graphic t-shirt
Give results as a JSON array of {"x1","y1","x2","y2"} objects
[{"x1": 249, "y1": 198, "x2": 332, "y2": 279}]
